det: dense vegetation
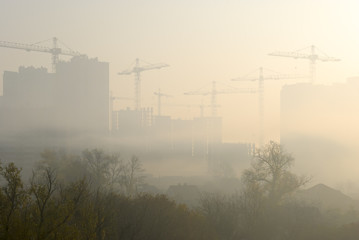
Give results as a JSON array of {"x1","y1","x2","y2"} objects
[
  {"x1": 0, "y1": 142, "x2": 359, "y2": 240},
  {"x1": 0, "y1": 149, "x2": 215, "y2": 240}
]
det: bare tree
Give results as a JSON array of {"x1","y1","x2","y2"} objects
[
  {"x1": 0, "y1": 162, "x2": 28, "y2": 239},
  {"x1": 30, "y1": 165, "x2": 90, "y2": 240},
  {"x1": 242, "y1": 141, "x2": 309, "y2": 205},
  {"x1": 30, "y1": 166, "x2": 58, "y2": 240},
  {"x1": 120, "y1": 156, "x2": 145, "y2": 197},
  {"x1": 82, "y1": 149, "x2": 116, "y2": 189}
]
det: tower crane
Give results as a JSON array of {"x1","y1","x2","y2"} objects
[
  {"x1": 110, "y1": 94, "x2": 133, "y2": 113},
  {"x1": 0, "y1": 37, "x2": 84, "y2": 72},
  {"x1": 184, "y1": 81, "x2": 255, "y2": 117},
  {"x1": 268, "y1": 45, "x2": 340, "y2": 83},
  {"x1": 232, "y1": 67, "x2": 307, "y2": 146},
  {"x1": 154, "y1": 89, "x2": 172, "y2": 116},
  {"x1": 118, "y1": 58, "x2": 169, "y2": 110},
  {"x1": 197, "y1": 102, "x2": 213, "y2": 118}
]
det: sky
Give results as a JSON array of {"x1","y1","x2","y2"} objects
[{"x1": 1, "y1": 0, "x2": 358, "y2": 143}]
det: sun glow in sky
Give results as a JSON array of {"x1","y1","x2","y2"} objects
[{"x1": 1, "y1": 0, "x2": 359, "y2": 143}]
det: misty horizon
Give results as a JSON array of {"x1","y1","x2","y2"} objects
[{"x1": 1, "y1": 1, "x2": 359, "y2": 239}]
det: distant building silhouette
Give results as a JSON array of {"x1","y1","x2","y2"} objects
[
  {"x1": 110, "y1": 108, "x2": 244, "y2": 174},
  {"x1": 0, "y1": 56, "x2": 109, "y2": 137},
  {"x1": 0, "y1": 56, "x2": 252, "y2": 177},
  {"x1": 111, "y1": 109, "x2": 223, "y2": 159},
  {"x1": 280, "y1": 78, "x2": 359, "y2": 179},
  {"x1": 0, "y1": 56, "x2": 109, "y2": 175}
]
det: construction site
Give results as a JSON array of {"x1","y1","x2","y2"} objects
[
  {"x1": 0, "y1": 37, "x2": 350, "y2": 178},
  {"x1": 0, "y1": 38, "x2": 257, "y2": 177}
]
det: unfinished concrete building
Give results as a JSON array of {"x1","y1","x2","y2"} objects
[
  {"x1": 0, "y1": 56, "x2": 109, "y2": 138},
  {"x1": 280, "y1": 78, "x2": 359, "y2": 181},
  {"x1": 0, "y1": 56, "x2": 109, "y2": 174}
]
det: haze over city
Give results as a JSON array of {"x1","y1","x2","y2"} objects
[
  {"x1": 1, "y1": 1, "x2": 359, "y2": 239},
  {"x1": 1, "y1": 0, "x2": 358, "y2": 140}
]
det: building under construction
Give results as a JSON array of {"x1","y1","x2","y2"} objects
[
  {"x1": 0, "y1": 56, "x2": 109, "y2": 137},
  {"x1": 280, "y1": 78, "x2": 359, "y2": 180},
  {"x1": 0, "y1": 53, "x2": 251, "y2": 177},
  {"x1": 111, "y1": 108, "x2": 222, "y2": 157},
  {"x1": 0, "y1": 56, "x2": 109, "y2": 174},
  {"x1": 110, "y1": 108, "x2": 250, "y2": 175}
]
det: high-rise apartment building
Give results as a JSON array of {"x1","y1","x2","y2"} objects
[{"x1": 0, "y1": 56, "x2": 109, "y2": 137}]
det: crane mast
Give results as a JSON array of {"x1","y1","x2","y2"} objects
[
  {"x1": 0, "y1": 37, "x2": 83, "y2": 72},
  {"x1": 118, "y1": 58, "x2": 169, "y2": 110},
  {"x1": 154, "y1": 88, "x2": 172, "y2": 116},
  {"x1": 233, "y1": 67, "x2": 307, "y2": 146},
  {"x1": 184, "y1": 81, "x2": 220, "y2": 117},
  {"x1": 211, "y1": 81, "x2": 217, "y2": 117},
  {"x1": 268, "y1": 45, "x2": 340, "y2": 83}
]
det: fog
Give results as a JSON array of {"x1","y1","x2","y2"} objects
[{"x1": 1, "y1": 1, "x2": 359, "y2": 239}]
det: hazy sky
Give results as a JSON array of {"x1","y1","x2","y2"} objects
[{"x1": 1, "y1": 0, "x2": 358, "y2": 143}]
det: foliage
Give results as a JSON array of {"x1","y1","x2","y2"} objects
[
  {"x1": 0, "y1": 162, "x2": 29, "y2": 239},
  {"x1": 199, "y1": 193, "x2": 239, "y2": 240},
  {"x1": 0, "y1": 144, "x2": 359, "y2": 240},
  {"x1": 197, "y1": 142, "x2": 346, "y2": 240},
  {"x1": 0, "y1": 151, "x2": 216, "y2": 240},
  {"x1": 40, "y1": 149, "x2": 145, "y2": 197}
]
